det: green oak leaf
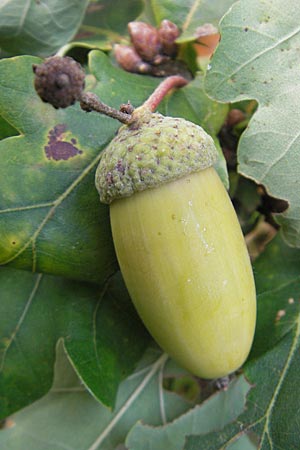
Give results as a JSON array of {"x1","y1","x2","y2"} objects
[
  {"x1": 148, "y1": 0, "x2": 236, "y2": 42},
  {"x1": 185, "y1": 234, "x2": 300, "y2": 449},
  {"x1": 126, "y1": 375, "x2": 250, "y2": 450},
  {"x1": 0, "y1": 55, "x2": 117, "y2": 284},
  {"x1": 250, "y1": 234, "x2": 300, "y2": 359},
  {"x1": 0, "y1": 341, "x2": 250, "y2": 450},
  {"x1": 0, "y1": 51, "x2": 228, "y2": 283},
  {"x1": 0, "y1": 0, "x2": 89, "y2": 57},
  {"x1": 0, "y1": 116, "x2": 18, "y2": 141},
  {"x1": 0, "y1": 266, "x2": 150, "y2": 419},
  {"x1": 73, "y1": 0, "x2": 143, "y2": 50},
  {"x1": 205, "y1": 0, "x2": 300, "y2": 247},
  {"x1": 59, "y1": 0, "x2": 144, "y2": 56},
  {"x1": 229, "y1": 176, "x2": 261, "y2": 235}
]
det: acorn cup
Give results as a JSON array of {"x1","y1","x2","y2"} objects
[{"x1": 95, "y1": 105, "x2": 257, "y2": 380}]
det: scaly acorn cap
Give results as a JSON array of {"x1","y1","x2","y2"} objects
[{"x1": 95, "y1": 106, "x2": 218, "y2": 204}]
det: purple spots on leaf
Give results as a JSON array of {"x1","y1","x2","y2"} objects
[{"x1": 45, "y1": 124, "x2": 82, "y2": 161}]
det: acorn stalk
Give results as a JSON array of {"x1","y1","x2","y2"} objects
[{"x1": 95, "y1": 103, "x2": 256, "y2": 379}]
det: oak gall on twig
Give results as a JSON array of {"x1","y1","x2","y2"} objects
[{"x1": 33, "y1": 56, "x2": 85, "y2": 109}]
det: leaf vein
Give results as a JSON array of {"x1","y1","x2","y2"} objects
[
  {"x1": 158, "y1": 356, "x2": 167, "y2": 424},
  {"x1": 87, "y1": 353, "x2": 169, "y2": 450},
  {"x1": 92, "y1": 278, "x2": 111, "y2": 371},
  {"x1": 182, "y1": 0, "x2": 202, "y2": 32},
  {"x1": 214, "y1": 23, "x2": 300, "y2": 92},
  {"x1": 17, "y1": 0, "x2": 32, "y2": 36},
  {"x1": 260, "y1": 314, "x2": 300, "y2": 447},
  {"x1": 257, "y1": 275, "x2": 300, "y2": 298},
  {"x1": 0, "y1": 273, "x2": 43, "y2": 372},
  {"x1": 260, "y1": 129, "x2": 300, "y2": 182},
  {"x1": 0, "y1": 202, "x2": 54, "y2": 214}
]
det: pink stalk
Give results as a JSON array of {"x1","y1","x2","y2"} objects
[{"x1": 142, "y1": 75, "x2": 188, "y2": 112}]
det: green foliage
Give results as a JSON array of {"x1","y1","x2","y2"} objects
[
  {"x1": 205, "y1": 0, "x2": 300, "y2": 247},
  {"x1": 1, "y1": 0, "x2": 300, "y2": 449},
  {"x1": 0, "y1": 116, "x2": 18, "y2": 140},
  {"x1": 0, "y1": 0, "x2": 89, "y2": 56},
  {"x1": 0, "y1": 55, "x2": 117, "y2": 284},
  {"x1": 0, "y1": 267, "x2": 149, "y2": 418},
  {"x1": 149, "y1": 0, "x2": 236, "y2": 39},
  {"x1": 0, "y1": 342, "x2": 250, "y2": 450},
  {"x1": 65, "y1": 0, "x2": 144, "y2": 52}
]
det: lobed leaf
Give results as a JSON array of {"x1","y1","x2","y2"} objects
[
  {"x1": 0, "y1": 0, "x2": 89, "y2": 57},
  {"x1": 0, "y1": 342, "x2": 250, "y2": 450},
  {"x1": 0, "y1": 266, "x2": 149, "y2": 419},
  {"x1": 126, "y1": 376, "x2": 250, "y2": 450},
  {"x1": 0, "y1": 55, "x2": 118, "y2": 284},
  {"x1": 205, "y1": 0, "x2": 300, "y2": 247}
]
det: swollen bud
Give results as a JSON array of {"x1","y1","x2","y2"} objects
[
  {"x1": 114, "y1": 44, "x2": 152, "y2": 74},
  {"x1": 128, "y1": 21, "x2": 161, "y2": 62},
  {"x1": 33, "y1": 56, "x2": 85, "y2": 109},
  {"x1": 158, "y1": 20, "x2": 180, "y2": 56}
]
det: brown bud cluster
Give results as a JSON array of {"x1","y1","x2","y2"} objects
[
  {"x1": 114, "y1": 44, "x2": 152, "y2": 74},
  {"x1": 114, "y1": 19, "x2": 188, "y2": 78},
  {"x1": 158, "y1": 20, "x2": 180, "y2": 57},
  {"x1": 33, "y1": 56, "x2": 85, "y2": 109},
  {"x1": 128, "y1": 22, "x2": 161, "y2": 62}
]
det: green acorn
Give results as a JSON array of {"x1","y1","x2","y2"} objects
[
  {"x1": 96, "y1": 105, "x2": 256, "y2": 379},
  {"x1": 32, "y1": 56, "x2": 256, "y2": 379}
]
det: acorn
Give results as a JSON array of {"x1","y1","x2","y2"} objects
[
  {"x1": 32, "y1": 55, "x2": 256, "y2": 379},
  {"x1": 95, "y1": 105, "x2": 257, "y2": 379}
]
